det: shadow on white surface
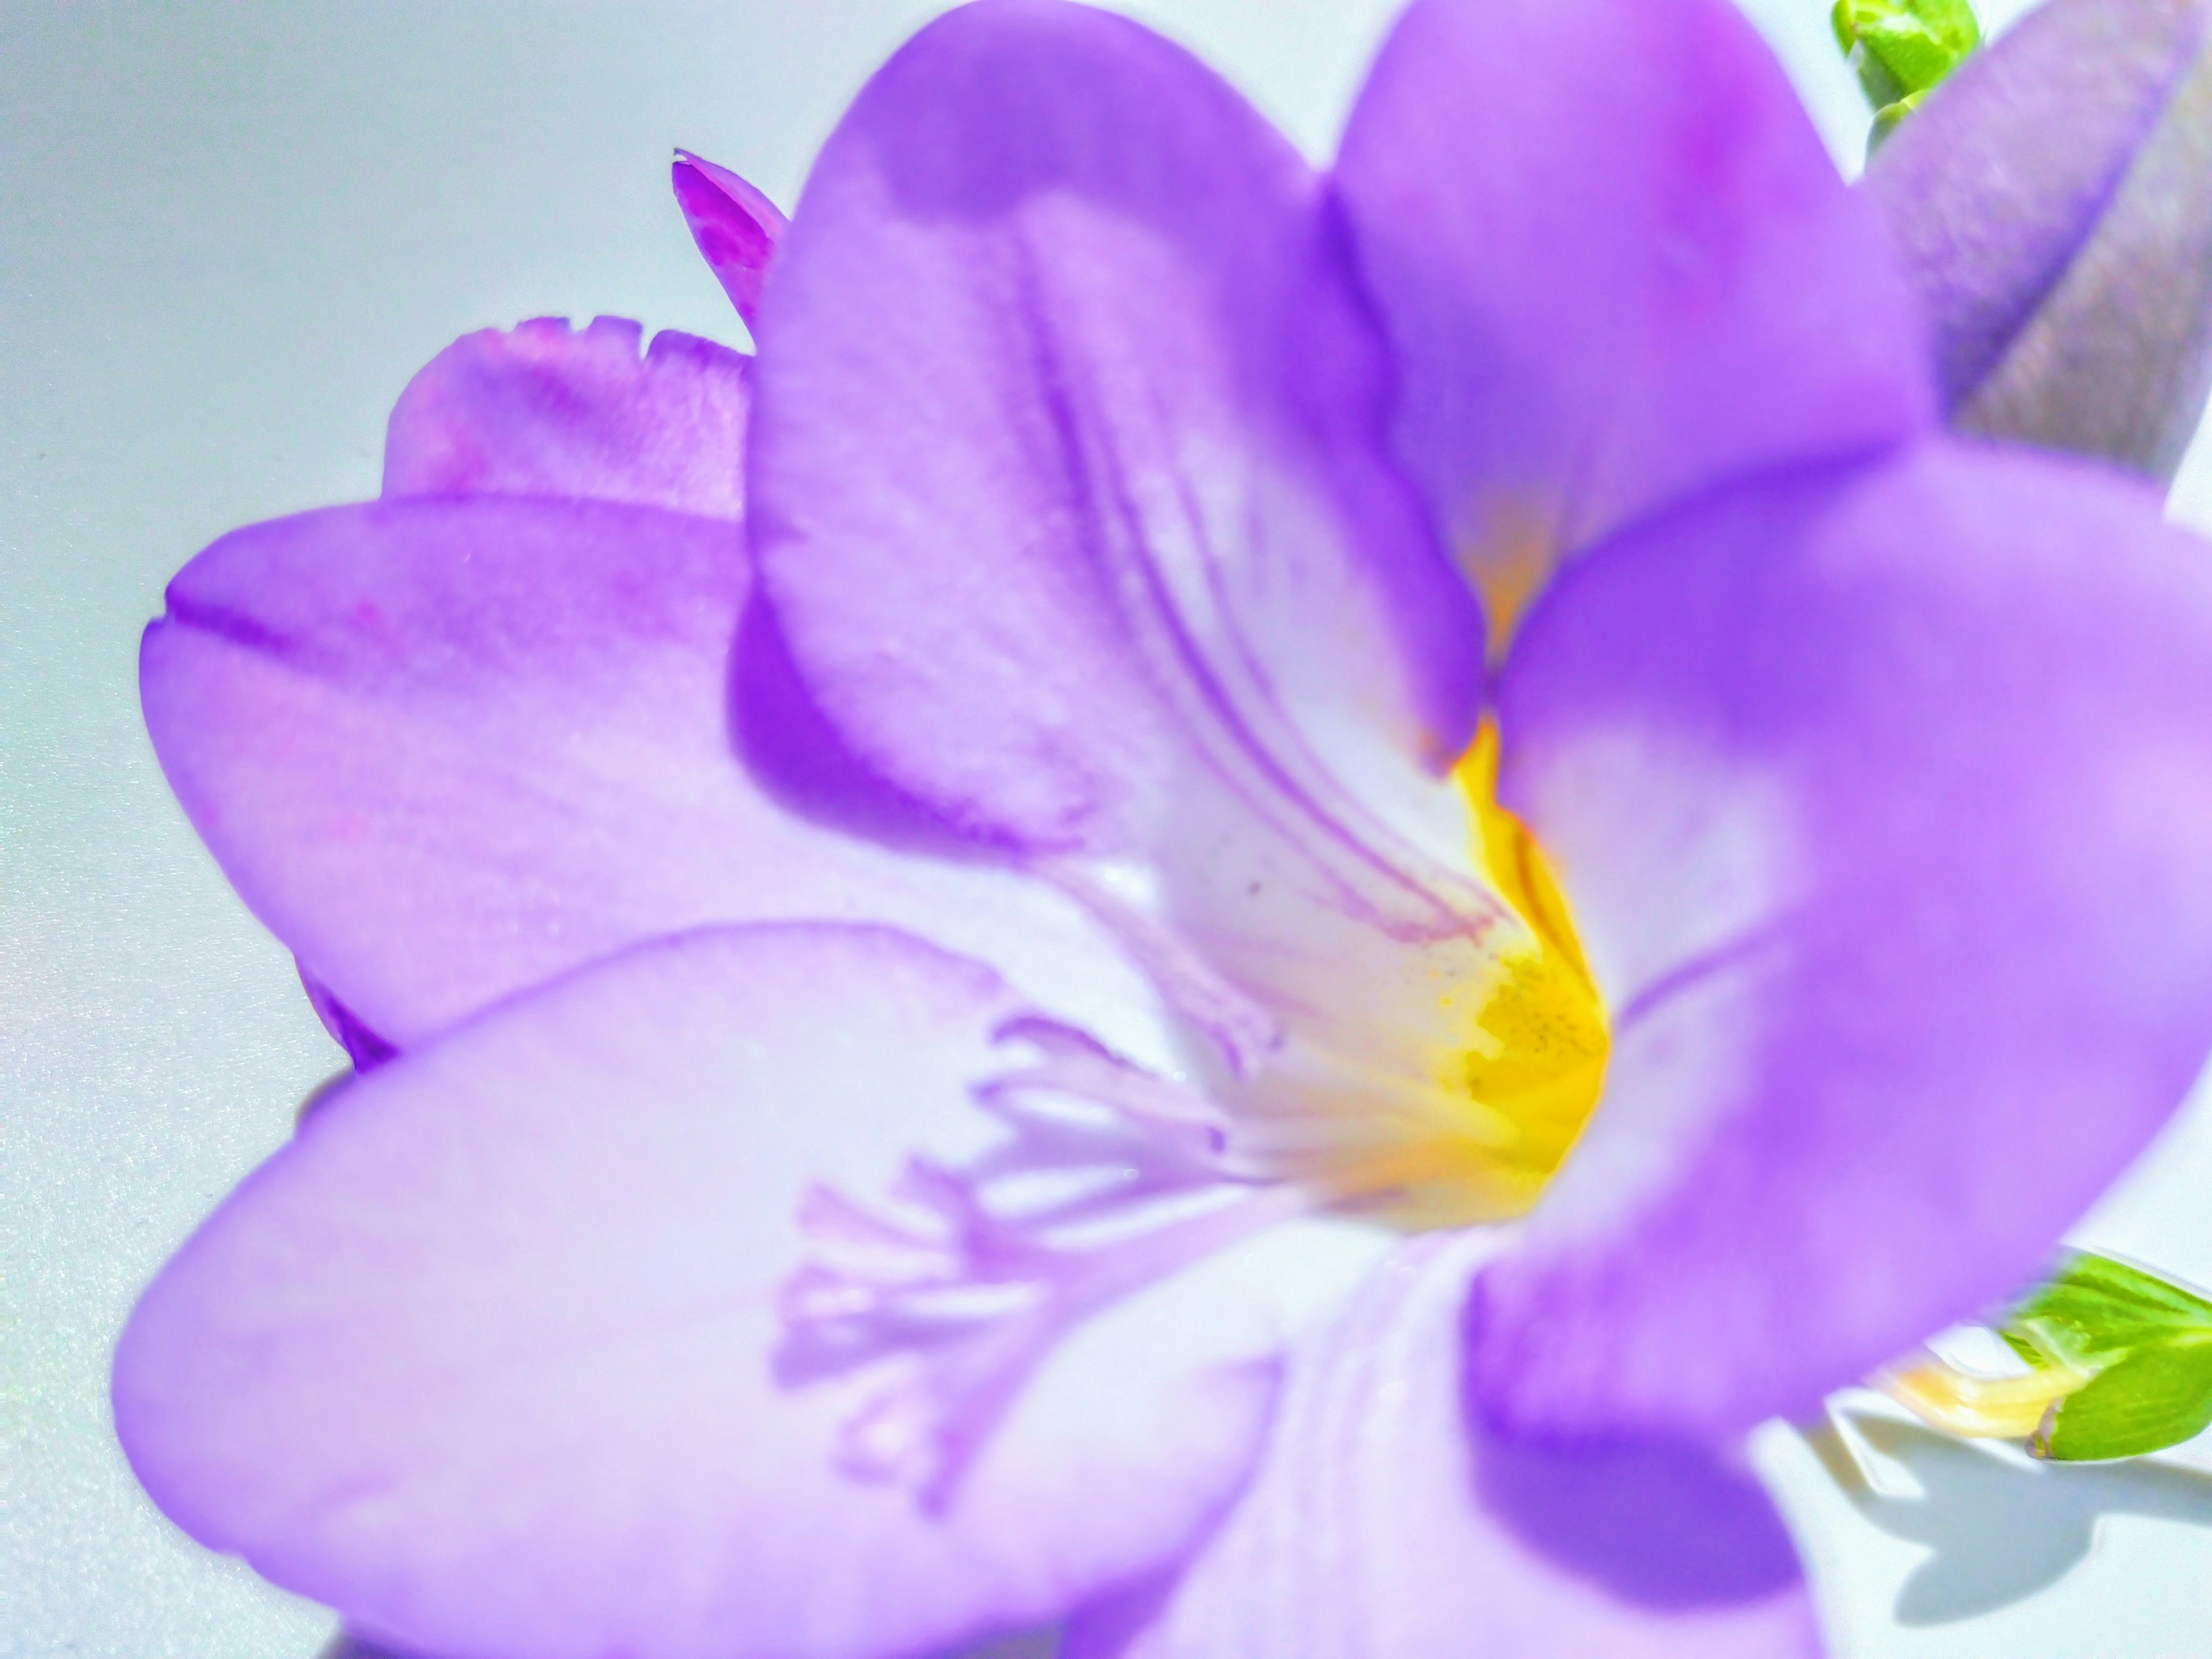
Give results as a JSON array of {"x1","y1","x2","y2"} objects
[{"x1": 1806, "y1": 1411, "x2": 2212, "y2": 1627}]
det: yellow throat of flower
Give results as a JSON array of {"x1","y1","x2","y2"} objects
[
  {"x1": 1341, "y1": 721, "x2": 1611, "y2": 1229},
  {"x1": 1462, "y1": 718, "x2": 1610, "y2": 1187}
]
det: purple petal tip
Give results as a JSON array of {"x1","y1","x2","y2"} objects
[{"x1": 672, "y1": 149, "x2": 789, "y2": 331}]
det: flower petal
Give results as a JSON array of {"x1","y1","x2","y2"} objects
[
  {"x1": 1480, "y1": 439, "x2": 2212, "y2": 1440},
  {"x1": 298, "y1": 963, "x2": 396, "y2": 1073},
  {"x1": 1062, "y1": 1237, "x2": 1820, "y2": 1659},
  {"x1": 749, "y1": 0, "x2": 1482, "y2": 861},
  {"x1": 383, "y1": 315, "x2": 751, "y2": 518},
  {"x1": 115, "y1": 925, "x2": 1381, "y2": 1659},
  {"x1": 672, "y1": 149, "x2": 789, "y2": 332},
  {"x1": 142, "y1": 495, "x2": 1159, "y2": 1052},
  {"x1": 1869, "y1": 0, "x2": 2212, "y2": 481},
  {"x1": 1334, "y1": 0, "x2": 1934, "y2": 626}
]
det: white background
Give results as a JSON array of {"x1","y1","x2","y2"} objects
[{"x1": 6, "y1": 2, "x2": 2211, "y2": 1656}]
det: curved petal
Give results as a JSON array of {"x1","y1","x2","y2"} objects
[
  {"x1": 1480, "y1": 440, "x2": 2212, "y2": 1440},
  {"x1": 141, "y1": 495, "x2": 1162, "y2": 1054},
  {"x1": 1063, "y1": 1236, "x2": 1820, "y2": 1659},
  {"x1": 1878, "y1": 0, "x2": 2212, "y2": 482},
  {"x1": 383, "y1": 315, "x2": 751, "y2": 519},
  {"x1": 115, "y1": 925, "x2": 1382, "y2": 1659},
  {"x1": 1334, "y1": 0, "x2": 1934, "y2": 631},
  {"x1": 298, "y1": 963, "x2": 396, "y2": 1073},
  {"x1": 749, "y1": 0, "x2": 1483, "y2": 865},
  {"x1": 672, "y1": 150, "x2": 789, "y2": 332}
]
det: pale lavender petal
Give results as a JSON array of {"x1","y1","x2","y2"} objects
[
  {"x1": 115, "y1": 925, "x2": 1378, "y2": 1659},
  {"x1": 1870, "y1": 0, "x2": 2212, "y2": 480},
  {"x1": 1334, "y1": 0, "x2": 1933, "y2": 626},
  {"x1": 749, "y1": 0, "x2": 1483, "y2": 863},
  {"x1": 142, "y1": 495, "x2": 1162, "y2": 1053},
  {"x1": 1064, "y1": 1237, "x2": 1820, "y2": 1659},
  {"x1": 672, "y1": 149, "x2": 789, "y2": 332},
  {"x1": 383, "y1": 315, "x2": 750, "y2": 518},
  {"x1": 1479, "y1": 439, "x2": 2212, "y2": 1440}
]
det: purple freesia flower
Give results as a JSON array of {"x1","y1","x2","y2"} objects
[{"x1": 115, "y1": 0, "x2": 2212, "y2": 1654}]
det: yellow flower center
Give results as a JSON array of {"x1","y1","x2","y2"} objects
[{"x1": 1323, "y1": 721, "x2": 1610, "y2": 1229}]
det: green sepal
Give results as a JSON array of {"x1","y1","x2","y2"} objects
[
  {"x1": 1868, "y1": 90, "x2": 1931, "y2": 151},
  {"x1": 2008, "y1": 1251, "x2": 2212, "y2": 1370},
  {"x1": 1999, "y1": 1252, "x2": 2212, "y2": 1461},
  {"x1": 2036, "y1": 1338, "x2": 2212, "y2": 1462},
  {"x1": 1832, "y1": 0, "x2": 1981, "y2": 112}
]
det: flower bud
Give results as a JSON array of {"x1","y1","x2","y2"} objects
[
  {"x1": 1865, "y1": 0, "x2": 2212, "y2": 483},
  {"x1": 1832, "y1": 0, "x2": 1982, "y2": 143}
]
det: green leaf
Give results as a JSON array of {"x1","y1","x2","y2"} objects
[
  {"x1": 2006, "y1": 1251, "x2": 2212, "y2": 1371},
  {"x1": 2037, "y1": 1336, "x2": 2212, "y2": 1461},
  {"x1": 1832, "y1": 0, "x2": 1981, "y2": 112}
]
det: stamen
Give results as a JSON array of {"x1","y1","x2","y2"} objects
[
  {"x1": 775, "y1": 1017, "x2": 1304, "y2": 1509},
  {"x1": 781, "y1": 726, "x2": 1618, "y2": 1501},
  {"x1": 1036, "y1": 859, "x2": 1285, "y2": 1076}
]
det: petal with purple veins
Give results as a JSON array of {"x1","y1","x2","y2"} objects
[
  {"x1": 384, "y1": 315, "x2": 751, "y2": 518},
  {"x1": 747, "y1": 0, "x2": 1505, "y2": 1075},
  {"x1": 116, "y1": 924, "x2": 1384, "y2": 1659},
  {"x1": 1480, "y1": 438, "x2": 2212, "y2": 1440},
  {"x1": 1334, "y1": 0, "x2": 1934, "y2": 636},
  {"x1": 749, "y1": 0, "x2": 1483, "y2": 863}
]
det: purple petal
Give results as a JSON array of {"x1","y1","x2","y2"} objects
[
  {"x1": 297, "y1": 963, "x2": 396, "y2": 1073},
  {"x1": 1870, "y1": 0, "x2": 2212, "y2": 481},
  {"x1": 672, "y1": 149, "x2": 789, "y2": 332},
  {"x1": 1478, "y1": 439, "x2": 2212, "y2": 1440},
  {"x1": 1334, "y1": 0, "x2": 1934, "y2": 627},
  {"x1": 142, "y1": 495, "x2": 1160, "y2": 1050},
  {"x1": 1063, "y1": 1237, "x2": 1820, "y2": 1659},
  {"x1": 749, "y1": 0, "x2": 1483, "y2": 862},
  {"x1": 115, "y1": 925, "x2": 1372, "y2": 1659},
  {"x1": 383, "y1": 315, "x2": 750, "y2": 518}
]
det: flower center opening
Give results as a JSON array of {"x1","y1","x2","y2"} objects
[
  {"x1": 1461, "y1": 719, "x2": 1612, "y2": 1185},
  {"x1": 1312, "y1": 720, "x2": 1611, "y2": 1230},
  {"x1": 774, "y1": 725, "x2": 1611, "y2": 1500}
]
